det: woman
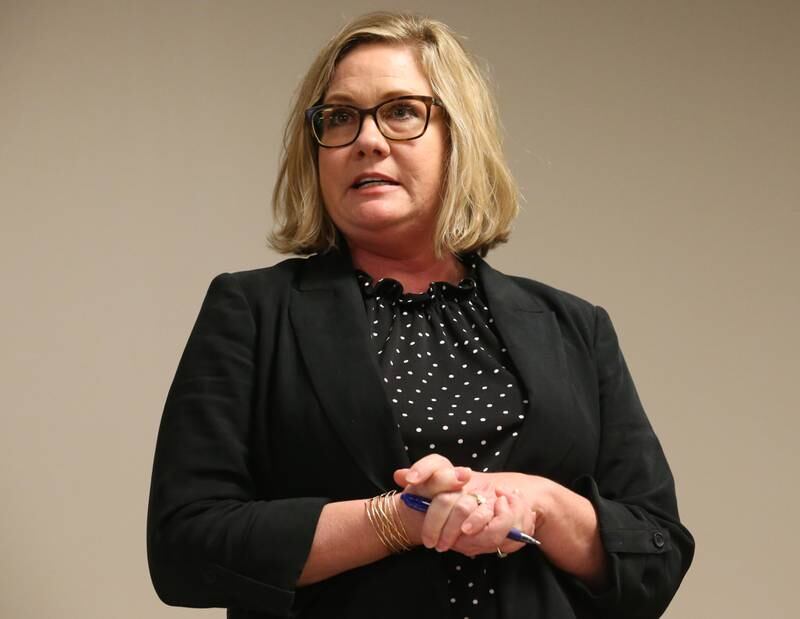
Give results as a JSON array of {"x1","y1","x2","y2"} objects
[{"x1": 147, "y1": 11, "x2": 694, "y2": 619}]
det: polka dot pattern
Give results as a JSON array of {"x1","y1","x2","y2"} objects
[{"x1": 356, "y1": 258, "x2": 528, "y2": 619}]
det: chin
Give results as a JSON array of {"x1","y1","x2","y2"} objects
[
  {"x1": 348, "y1": 215, "x2": 415, "y2": 234},
  {"x1": 344, "y1": 202, "x2": 417, "y2": 228},
  {"x1": 337, "y1": 213, "x2": 429, "y2": 244}
]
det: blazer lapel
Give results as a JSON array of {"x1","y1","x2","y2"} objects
[
  {"x1": 289, "y1": 249, "x2": 410, "y2": 492},
  {"x1": 477, "y1": 259, "x2": 579, "y2": 478}
]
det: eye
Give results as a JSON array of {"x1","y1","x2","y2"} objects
[
  {"x1": 326, "y1": 107, "x2": 357, "y2": 127},
  {"x1": 382, "y1": 101, "x2": 421, "y2": 121}
]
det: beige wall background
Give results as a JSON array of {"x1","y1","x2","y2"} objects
[{"x1": 1, "y1": 0, "x2": 798, "y2": 617}]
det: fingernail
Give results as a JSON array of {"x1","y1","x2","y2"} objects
[
  {"x1": 462, "y1": 522, "x2": 473, "y2": 534},
  {"x1": 435, "y1": 544, "x2": 448, "y2": 552},
  {"x1": 407, "y1": 471, "x2": 420, "y2": 483},
  {"x1": 456, "y1": 468, "x2": 470, "y2": 481}
]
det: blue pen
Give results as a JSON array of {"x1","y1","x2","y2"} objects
[{"x1": 400, "y1": 493, "x2": 542, "y2": 546}]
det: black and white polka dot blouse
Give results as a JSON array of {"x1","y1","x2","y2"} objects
[{"x1": 356, "y1": 257, "x2": 530, "y2": 619}]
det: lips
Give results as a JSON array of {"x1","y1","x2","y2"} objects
[{"x1": 351, "y1": 172, "x2": 400, "y2": 189}]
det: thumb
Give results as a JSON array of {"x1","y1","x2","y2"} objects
[{"x1": 393, "y1": 468, "x2": 411, "y2": 487}]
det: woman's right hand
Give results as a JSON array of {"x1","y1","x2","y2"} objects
[
  {"x1": 393, "y1": 453, "x2": 472, "y2": 497},
  {"x1": 394, "y1": 455, "x2": 495, "y2": 551}
]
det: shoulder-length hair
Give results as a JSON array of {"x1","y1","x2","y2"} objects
[{"x1": 269, "y1": 11, "x2": 519, "y2": 257}]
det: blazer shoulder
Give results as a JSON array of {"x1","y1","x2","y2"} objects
[
  {"x1": 499, "y1": 272, "x2": 601, "y2": 349},
  {"x1": 507, "y1": 273, "x2": 597, "y2": 316},
  {"x1": 214, "y1": 256, "x2": 308, "y2": 294},
  {"x1": 198, "y1": 257, "x2": 310, "y2": 318}
]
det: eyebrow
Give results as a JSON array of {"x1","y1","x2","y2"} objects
[{"x1": 323, "y1": 89, "x2": 425, "y2": 105}]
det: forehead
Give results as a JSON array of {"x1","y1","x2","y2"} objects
[{"x1": 324, "y1": 43, "x2": 432, "y2": 104}]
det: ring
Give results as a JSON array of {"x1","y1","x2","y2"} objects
[
  {"x1": 496, "y1": 547, "x2": 508, "y2": 559},
  {"x1": 470, "y1": 493, "x2": 486, "y2": 506}
]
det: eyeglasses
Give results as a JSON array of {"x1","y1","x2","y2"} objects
[{"x1": 305, "y1": 95, "x2": 442, "y2": 148}]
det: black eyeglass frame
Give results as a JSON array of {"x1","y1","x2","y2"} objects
[{"x1": 305, "y1": 95, "x2": 443, "y2": 148}]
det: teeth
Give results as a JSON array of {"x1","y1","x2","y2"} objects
[{"x1": 356, "y1": 178, "x2": 394, "y2": 188}]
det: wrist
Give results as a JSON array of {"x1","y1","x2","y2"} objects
[
  {"x1": 393, "y1": 492, "x2": 424, "y2": 547},
  {"x1": 514, "y1": 473, "x2": 558, "y2": 535}
]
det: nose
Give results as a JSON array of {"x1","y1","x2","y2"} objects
[{"x1": 354, "y1": 113, "x2": 390, "y2": 156}]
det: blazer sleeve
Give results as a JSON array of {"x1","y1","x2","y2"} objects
[
  {"x1": 146, "y1": 273, "x2": 329, "y2": 615},
  {"x1": 569, "y1": 305, "x2": 695, "y2": 618}
]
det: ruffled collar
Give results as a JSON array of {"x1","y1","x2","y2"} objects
[{"x1": 355, "y1": 257, "x2": 479, "y2": 306}]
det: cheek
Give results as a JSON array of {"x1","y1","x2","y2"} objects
[
  {"x1": 317, "y1": 154, "x2": 338, "y2": 203},
  {"x1": 422, "y1": 132, "x2": 447, "y2": 187},
  {"x1": 421, "y1": 148, "x2": 447, "y2": 193}
]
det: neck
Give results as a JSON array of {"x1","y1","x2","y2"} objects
[{"x1": 347, "y1": 241, "x2": 465, "y2": 294}]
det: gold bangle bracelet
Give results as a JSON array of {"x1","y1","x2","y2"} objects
[
  {"x1": 380, "y1": 492, "x2": 411, "y2": 551},
  {"x1": 366, "y1": 494, "x2": 398, "y2": 553},
  {"x1": 365, "y1": 496, "x2": 397, "y2": 552},
  {"x1": 365, "y1": 490, "x2": 411, "y2": 553},
  {"x1": 387, "y1": 491, "x2": 412, "y2": 549},
  {"x1": 374, "y1": 491, "x2": 410, "y2": 552}
]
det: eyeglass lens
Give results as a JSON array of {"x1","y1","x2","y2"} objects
[{"x1": 312, "y1": 98, "x2": 429, "y2": 147}]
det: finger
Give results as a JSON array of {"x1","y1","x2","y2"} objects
[
  {"x1": 522, "y1": 508, "x2": 535, "y2": 543},
  {"x1": 397, "y1": 466, "x2": 472, "y2": 492},
  {"x1": 495, "y1": 490, "x2": 527, "y2": 554},
  {"x1": 403, "y1": 454, "x2": 453, "y2": 485},
  {"x1": 460, "y1": 499, "x2": 494, "y2": 536},
  {"x1": 513, "y1": 493, "x2": 534, "y2": 542},
  {"x1": 407, "y1": 467, "x2": 472, "y2": 504},
  {"x1": 454, "y1": 466, "x2": 473, "y2": 483},
  {"x1": 393, "y1": 468, "x2": 411, "y2": 487},
  {"x1": 449, "y1": 495, "x2": 511, "y2": 557},
  {"x1": 422, "y1": 466, "x2": 474, "y2": 496},
  {"x1": 484, "y1": 495, "x2": 516, "y2": 547},
  {"x1": 514, "y1": 484, "x2": 536, "y2": 535},
  {"x1": 436, "y1": 493, "x2": 491, "y2": 551},
  {"x1": 420, "y1": 491, "x2": 460, "y2": 548}
]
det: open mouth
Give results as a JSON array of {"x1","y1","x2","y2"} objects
[{"x1": 352, "y1": 178, "x2": 400, "y2": 189}]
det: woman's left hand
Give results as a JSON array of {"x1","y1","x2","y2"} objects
[
  {"x1": 448, "y1": 486, "x2": 537, "y2": 558},
  {"x1": 463, "y1": 471, "x2": 555, "y2": 529},
  {"x1": 395, "y1": 466, "x2": 545, "y2": 556}
]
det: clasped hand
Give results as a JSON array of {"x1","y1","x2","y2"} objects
[{"x1": 393, "y1": 454, "x2": 537, "y2": 558}]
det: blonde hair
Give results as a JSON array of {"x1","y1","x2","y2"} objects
[{"x1": 269, "y1": 11, "x2": 519, "y2": 257}]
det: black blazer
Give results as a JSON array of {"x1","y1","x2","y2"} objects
[{"x1": 146, "y1": 249, "x2": 694, "y2": 619}]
